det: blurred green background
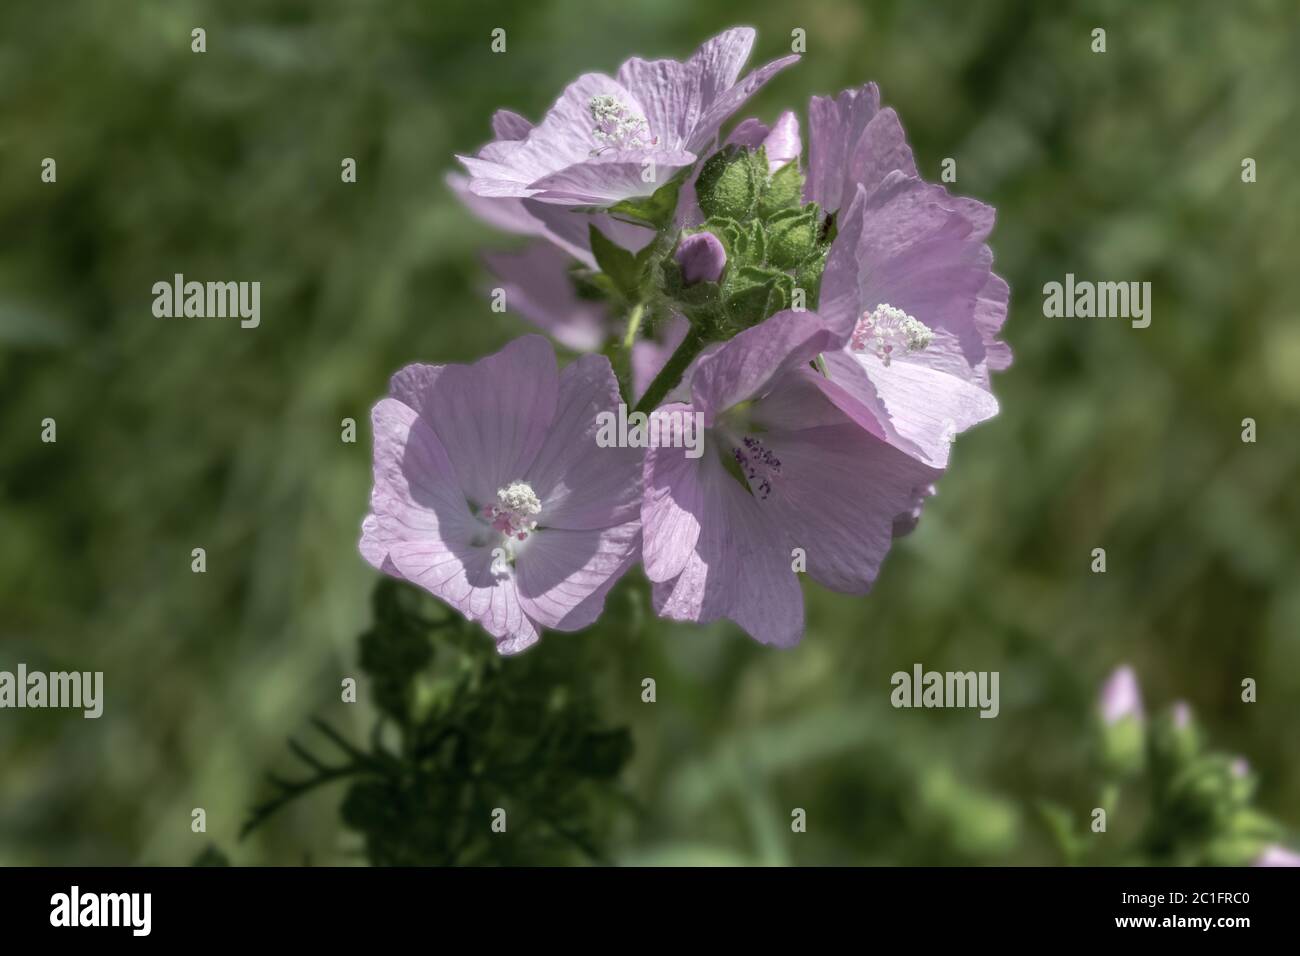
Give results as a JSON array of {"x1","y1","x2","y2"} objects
[{"x1": 2, "y1": 0, "x2": 1298, "y2": 865}]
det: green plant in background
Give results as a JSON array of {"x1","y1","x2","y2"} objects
[
  {"x1": 243, "y1": 579, "x2": 634, "y2": 865},
  {"x1": 1039, "y1": 667, "x2": 1295, "y2": 867}
]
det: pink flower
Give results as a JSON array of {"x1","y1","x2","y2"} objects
[
  {"x1": 360, "y1": 337, "x2": 642, "y2": 653},
  {"x1": 457, "y1": 28, "x2": 798, "y2": 206},
  {"x1": 810, "y1": 85, "x2": 1010, "y2": 470},
  {"x1": 1099, "y1": 665, "x2": 1144, "y2": 724},
  {"x1": 641, "y1": 310, "x2": 940, "y2": 646}
]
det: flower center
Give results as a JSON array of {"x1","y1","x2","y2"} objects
[
  {"x1": 732, "y1": 435, "x2": 782, "y2": 500},
  {"x1": 483, "y1": 480, "x2": 542, "y2": 542},
  {"x1": 850, "y1": 304, "x2": 933, "y2": 367},
  {"x1": 589, "y1": 94, "x2": 657, "y2": 154}
]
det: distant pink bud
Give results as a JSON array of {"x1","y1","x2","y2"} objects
[
  {"x1": 1230, "y1": 757, "x2": 1250, "y2": 778},
  {"x1": 762, "y1": 110, "x2": 801, "y2": 171},
  {"x1": 675, "y1": 231, "x2": 727, "y2": 285},
  {"x1": 1099, "y1": 665, "x2": 1143, "y2": 725},
  {"x1": 1253, "y1": 845, "x2": 1300, "y2": 867},
  {"x1": 1172, "y1": 700, "x2": 1192, "y2": 729}
]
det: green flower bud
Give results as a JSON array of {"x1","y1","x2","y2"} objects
[
  {"x1": 1150, "y1": 701, "x2": 1200, "y2": 776},
  {"x1": 765, "y1": 207, "x2": 820, "y2": 270},
  {"x1": 696, "y1": 147, "x2": 761, "y2": 222},
  {"x1": 1100, "y1": 714, "x2": 1145, "y2": 777},
  {"x1": 759, "y1": 160, "x2": 805, "y2": 218}
]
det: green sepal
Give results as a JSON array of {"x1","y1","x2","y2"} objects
[
  {"x1": 609, "y1": 176, "x2": 683, "y2": 230},
  {"x1": 766, "y1": 206, "x2": 821, "y2": 270},
  {"x1": 759, "y1": 160, "x2": 805, "y2": 218},
  {"x1": 589, "y1": 224, "x2": 642, "y2": 303},
  {"x1": 696, "y1": 146, "x2": 762, "y2": 222}
]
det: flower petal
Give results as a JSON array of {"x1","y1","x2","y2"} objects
[
  {"x1": 651, "y1": 447, "x2": 804, "y2": 647},
  {"x1": 526, "y1": 148, "x2": 697, "y2": 206},
  {"x1": 527, "y1": 354, "x2": 643, "y2": 530},
  {"x1": 641, "y1": 402, "x2": 706, "y2": 582},
  {"x1": 482, "y1": 243, "x2": 608, "y2": 352},
  {"x1": 516, "y1": 520, "x2": 640, "y2": 630},
  {"x1": 751, "y1": 379, "x2": 943, "y2": 593},
  {"x1": 690, "y1": 309, "x2": 834, "y2": 423},
  {"x1": 807, "y1": 83, "x2": 880, "y2": 212},
  {"x1": 388, "y1": 336, "x2": 558, "y2": 508}
]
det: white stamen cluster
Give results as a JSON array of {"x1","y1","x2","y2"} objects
[
  {"x1": 589, "y1": 94, "x2": 656, "y2": 154},
  {"x1": 850, "y1": 304, "x2": 933, "y2": 367},
  {"x1": 484, "y1": 480, "x2": 542, "y2": 542}
]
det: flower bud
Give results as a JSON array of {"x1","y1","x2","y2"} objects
[
  {"x1": 1099, "y1": 665, "x2": 1143, "y2": 725},
  {"x1": 695, "y1": 147, "x2": 761, "y2": 221},
  {"x1": 675, "y1": 231, "x2": 727, "y2": 285},
  {"x1": 1098, "y1": 666, "x2": 1144, "y2": 776},
  {"x1": 1151, "y1": 699, "x2": 1200, "y2": 772},
  {"x1": 766, "y1": 207, "x2": 820, "y2": 269}
]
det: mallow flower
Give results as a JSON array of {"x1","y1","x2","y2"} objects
[
  {"x1": 360, "y1": 336, "x2": 642, "y2": 654},
  {"x1": 457, "y1": 28, "x2": 798, "y2": 206},
  {"x1": 807, "y1": 85, "x2": 1011, "y2": 470},
  {"x1": 641, "y1": 309, "x2": 940, "y2": 646}
]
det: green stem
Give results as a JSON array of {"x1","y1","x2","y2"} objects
[
  {"x1": 621, "y1": 302, "x2": 645, "y2": 351},
  {"x1": 633, "y1": 326, "x2": 707, "y2": 414}
]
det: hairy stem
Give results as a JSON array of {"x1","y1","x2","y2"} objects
[
  {"x1": 621, "y1": 301, "x2": 645, "y2": 351},
  {"x1": 633, "y1": 326, "x2": 707, "y2": 414}
]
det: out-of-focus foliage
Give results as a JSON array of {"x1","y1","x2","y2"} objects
[
  {"x1": 1, "y1": 0, "x2": 1297, "y2": 865},
  {"x1": 244, "y1": 579, "x2": 632, "y2": 866}
]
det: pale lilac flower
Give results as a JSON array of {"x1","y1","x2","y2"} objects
[
  {"x1": 675, "y1": 232, "x2": 728, "y2": 284},
  {"x1": 1099, "y1": 665, "x2": 1144, "y2": 725},
  {"x1": 1230, "y1": 757, "x2": 1250, "y2": 778},
  {"x1": 810, "y1": 85, "x2": 1010, "y2": 470},
  {"x1": 360, "y1": 337, "x2": 642, "y2": 654},
  {"x1": 641, "y1": 310, "x2": 940, "y2": 646},
  {"x1": 1172, "y1": 699, "x2": 1193, "y2": 729},
  {"x1": 457, "y1": 28, "x2": 798, "y2": 206},
  {"x1": 1253, "y1": 845, "x2": 1300, "y2": 867}
]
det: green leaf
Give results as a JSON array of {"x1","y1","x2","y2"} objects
[{"x1": 588, "y1": 224, "x2": 642, "y2": 302}]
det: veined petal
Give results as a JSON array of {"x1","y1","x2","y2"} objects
[
  {"x1": 516, "y1": 520, "x2": 640, "y2": 630},
  {"x1": 652, "y1": 447, "x2": 804, "y2": 647},
  {"x1": 756, "y1": 414, "x2": 943, "y2": 594},
  {"x1": 388, "y1": 336, "x2": 558, "y2": 508},
  {"x1": 528, "y1": 354, "x2": 642, "y2": 530},
  {"x1": 641, "y1": 402, "x2": 705, "y2": 583}
]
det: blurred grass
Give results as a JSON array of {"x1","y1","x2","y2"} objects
[{"x1": 1, "y1": 0, "x2": 1298, "y2": 864}]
